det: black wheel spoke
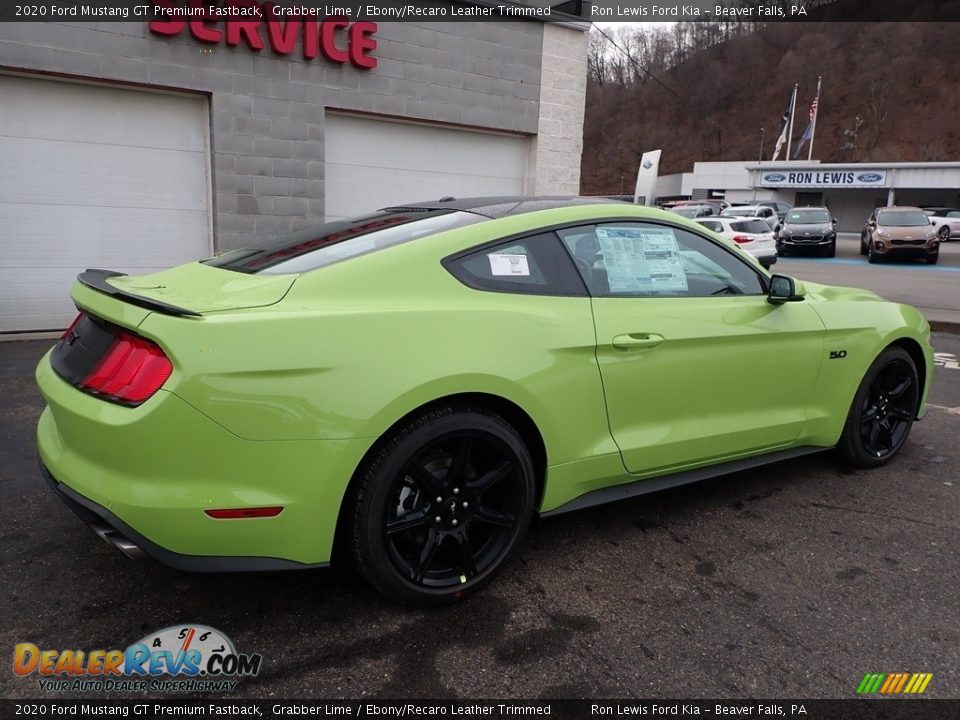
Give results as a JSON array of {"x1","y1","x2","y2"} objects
[
  {"x1": 888, "y1": 407, "x2": 913, "y2": 422},
  {"x1": 887, "y1": 377, "x2": 913, "y2": 399},
  {"x1": 865, "y1": 420, "x2": 881, "y2": 452},
  {"x1": 471, "y1": 460, "x2": 513, "y2": 494},
  {"x1": 413, "y1": 529, "x2": 444, "y2": 583},
  {"x1": 473, "y1": 505, "x2": 516, "y2": 529},
  {"x1": 452, "y1": 531, "x2": 479, "y2": 579},
  {"x1": 861, "y1": 405, "x2": 878, "y2": 423},
  {"x1": 407, "y1": 461, "x2": 443, "y2": 497},
  {"x1": 447, "y1": 436, "x2": 473, "y2": 483},
  {"x1": 387, "y1": 508, "x2": 428, "y2": 535}
]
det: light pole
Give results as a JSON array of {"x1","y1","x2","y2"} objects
[{"x1": 753, "y1": 128, "x2": 764, "y2": 201}]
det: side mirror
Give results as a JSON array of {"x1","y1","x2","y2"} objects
[
  {"x1": 832, "y1": 218, "x2": 837, "y2": 224},
  {"x1": 768, "y1": 275, "x2": 806, "y2": 305},
  {"x1": 868, "y1": 220, "x2": 876, "y2": 227},
  {"x1": 931, "y1": 219, "x2": 937, "y2": 226}
]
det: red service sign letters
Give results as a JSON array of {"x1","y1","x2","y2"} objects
[{"x1": 150, "y1": 1, "x2": 378, "y2": 69}]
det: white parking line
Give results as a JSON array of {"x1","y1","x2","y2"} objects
[
  {"x1": 927, "y1": 404, "x2": 960, "y2": 415},
  {"x1": 934, "y1": 353, "x2": 959, "y2": 370}
]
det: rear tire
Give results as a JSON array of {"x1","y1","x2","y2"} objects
[
  {"x1": 938, "y1": 225, "x2": 949, "y2": 243},
  {"x1": 348, "y1": 406, "x2": 535, "y2": 606},
  {"x1": 836, "y1": 346, "x2": 919, "y2": 468}
]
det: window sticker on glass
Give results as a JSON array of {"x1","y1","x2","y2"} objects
[
  {"x1": 488, "y1": 253, "x2": 530, "y2": 277},
  {"x1": 596, "y1": 227, "x2": 687, "y2": 293}
]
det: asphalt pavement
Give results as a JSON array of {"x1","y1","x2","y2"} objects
[
  {"x1": 1, "y1": 336, "x2": 958, "y2": 700},
  {"x1": 777, "y1": 234, "x2": 960, "y2": 330}
]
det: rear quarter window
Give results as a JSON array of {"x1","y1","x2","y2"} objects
[{"x1": 444, "y1": 232, "x2": 587, "y2": 296}]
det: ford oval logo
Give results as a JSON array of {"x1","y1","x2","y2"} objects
[
  {"x1": 764, "y1": 173, "x2": 786, "y2": 183},
  {"x1": 856, "y1": 173, "x2": 883, "y2": 183}
]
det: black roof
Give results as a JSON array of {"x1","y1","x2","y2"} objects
[{"x1": 380, "y1": 196, "x2": 629, "y2": 219}]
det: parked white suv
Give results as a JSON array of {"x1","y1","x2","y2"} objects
[{"x1": 696, "y1": 217, "x2": 778, "y2": 269}]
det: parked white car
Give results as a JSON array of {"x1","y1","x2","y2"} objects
[
  {"x1": 720, "y1": 204, "x2": 779, "y2": 232},
  {"x1": 695, "y1": 217, "x2": 778, "y2": 269},
  {"x1": 922, "y1": 207, "x2": 960, "y2": 241}
]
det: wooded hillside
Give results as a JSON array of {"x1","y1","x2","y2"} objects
[{"x1": 581, "y1": 22, "x2": 959, "y2": 195}]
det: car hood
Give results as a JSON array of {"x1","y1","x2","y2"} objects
[
  {"x1": 784, "y1": 223, "x2": 832, "y2": 233},
  {"x1": 106, "y1": 261, "x2": 298, "y2": 313},
  {"x1": 802, "y1": 280, "x2": 884, "y2": 304},
  {"x1": 877, "y1": 225, "x2": 933, "y2": 238}
]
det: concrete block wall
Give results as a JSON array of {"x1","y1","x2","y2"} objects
[
  {"x1": 0, "y1": 21, "x2": 546, "y2": 251},
  {"x1": 529, "y1": 23, "x2": 588, "y2": 196}
]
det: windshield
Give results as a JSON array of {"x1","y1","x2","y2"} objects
[
  {"x1": 787, "y1": 209, "x2": 830, "y2": 224},
  {"x1": 672, "y1": 207, "x2": 709, "y2": 218},
  {"x1": 203, "y1": 210, "x2": 484, "y2": 274},
  {"x1": 720, "y1": 207, "x2": 755, "y2": 217},
  {"x1": 877, "y1": 210, "x2": 930, "y2": 227}
]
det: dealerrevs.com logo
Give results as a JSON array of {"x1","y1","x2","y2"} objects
[{"x1": 13, "y1": 625, "x2": 262, "y2": 693}]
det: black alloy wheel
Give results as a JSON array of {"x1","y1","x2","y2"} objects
[
  {"x1": 837, "y1": 346, "x2": 919, "y2": 468},
  {"x1": 348, "y1": 407, "x2": 535, "y2": 605}
]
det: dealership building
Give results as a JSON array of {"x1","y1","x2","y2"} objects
[
  {"x1": 656, "y1": 160, "x2": 960, "y2": 232},
  {"x1": 0, "y1": 12, "x2": 589, "y2": 333}
]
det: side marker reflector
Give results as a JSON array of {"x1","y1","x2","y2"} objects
[{"x1": 205, "y1": 507, "x2": 283, "y2": 519}]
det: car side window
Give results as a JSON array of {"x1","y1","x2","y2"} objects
[
  {"x1": 700, "y1": 221, "x2": 722, "y2": 233},
  {"x1": 444, "y1": 232, "x2": 587, "y2": 296},
  {"x1": 948, "y1": 211, "x2": 960, "y2": 218},
  {"x1": 557, "y1": 223, "x2": 765, "y2": 299}
]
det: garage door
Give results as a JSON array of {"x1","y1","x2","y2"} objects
[
  {"x1": 324, "y1": 114, "x2": 528, "y2": 221},
  {"x1": 0, "y1": 75, "x2": 211, "y2": 333}
]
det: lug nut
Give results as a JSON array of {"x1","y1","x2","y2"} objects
[
  {"x1": 462, "y1": 501, "x2": 469, "y2": 508},
  {"x1": 434, "y1": 516, "x2": 442, "y2": 523},
  {"x1": 435, "y1": 496, "x2": 442, "y2": 503},
  {"x1": 451, "y1": 519, "x2": 458, "y2": 526},
  {"x1": 453, "y1": 488, "x2": 460, "y2": 495}
]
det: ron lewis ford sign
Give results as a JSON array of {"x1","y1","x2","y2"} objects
[{"x1": 760, "y1": 169, "x2": 888, "y2": 188}]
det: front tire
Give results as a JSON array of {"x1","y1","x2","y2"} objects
[
  {"x1": 928, "y1": 248, "x2": 940, "y2": 265},
  {"x1": 823, "y1": 241, "x2": 836, "y2": 258},
  {"x1": 867, "y1": 241, "x2": 881, "y2": 263},
  {"x1": 836, "y1": 346, "x2": 919, "y2": 468},
  {"x1": 938, "y1": 225, "x2": 949, "y2": 243},
  {"x1": 348, "y1": 406, "x2": 535, "y2": 606}
]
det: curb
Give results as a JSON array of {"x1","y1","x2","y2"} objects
[{"x1": 929, "y1": 320, "x2": 960, "y2": 335}]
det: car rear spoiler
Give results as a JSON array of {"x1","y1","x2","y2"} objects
[{"x1": 78, "y1": 269, "x2": 202, "y2": 318}]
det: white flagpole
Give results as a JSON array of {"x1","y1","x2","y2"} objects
[
  {"x1": 807, "y1": 75, "x2": 822, "y2": 161},
  {"x1": 785, "y1": 83, "x2": 798, "y2": 161}
]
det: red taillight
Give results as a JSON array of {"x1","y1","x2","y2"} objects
[
  {"x1": 60, "y1": 312, "x2": 84, "y2": 341},
  {"x1": 80, "y1": 332, "x2": 172, "y2": 405},
  {"x1": 732, "y1": 235, "x2": 753, "y2": 244},
  {"x1": 205, "y1": 507, "x2": 284, "y2": 519}
]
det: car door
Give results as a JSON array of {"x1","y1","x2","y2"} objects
[{"x1": 558, "y1": 221, "x2": 826, "y2": 475}]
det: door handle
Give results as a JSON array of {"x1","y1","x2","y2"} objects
[{"x1": 612, "y1": 333, "x2": 664, "y2": 350}]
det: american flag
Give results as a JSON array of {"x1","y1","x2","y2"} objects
[{"x1": 809, "y1": 97, "x2": 819, "y2": 121}]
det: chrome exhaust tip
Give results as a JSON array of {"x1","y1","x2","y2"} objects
[{"x1": 91, "y1": 522, "x2": 146, "y2": 560}]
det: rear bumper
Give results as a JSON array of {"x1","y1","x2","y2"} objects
[
  {"x1": 36, "y1": 351, "x2": 372, "y2": 569},
  {"x1": 42, "y1": 460, "x2": 324, "y2": 572}
]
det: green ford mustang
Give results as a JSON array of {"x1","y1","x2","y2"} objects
[{"x1": 37, "y1": 197, "x2": 934, "y2": 605}]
